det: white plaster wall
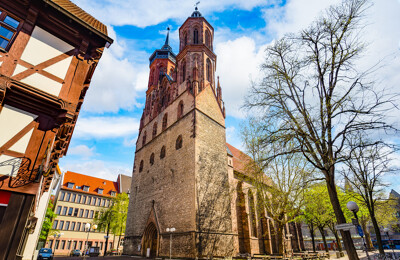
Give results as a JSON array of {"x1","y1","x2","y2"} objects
[
  {"x1": 19, "y1": 26, "x2": 74, "y2": 97},
  {"x1": 22, "y1": 178, "x2": 56, "y2": 260}
]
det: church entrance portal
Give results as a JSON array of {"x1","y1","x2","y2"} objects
[{"x1": 142, "y1": 222, "x2": 158, "y2": 257}]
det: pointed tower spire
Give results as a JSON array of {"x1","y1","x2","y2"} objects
[{"x1": 162, "y1": 27, "x2": 172, "y2": 51}]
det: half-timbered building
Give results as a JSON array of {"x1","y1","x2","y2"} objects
[{"x1": 0, "y1": 0, "x2": 112, "y2": 258}]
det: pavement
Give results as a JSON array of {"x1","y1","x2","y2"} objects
[{"x1": 53, "y1": 250, "x2": 400, "y2": 260}]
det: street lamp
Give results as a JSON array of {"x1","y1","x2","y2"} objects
[
  {"x1": 52, "y1": 233, "x2": 63, "y2": 256},
  {"x1": 84, "y1": 223, "x2": 97, "y2": 258},
  {"x1": 166, "y1": 227, "x2": 176, "y2": 260},
  {"x1": 346, "y1": 201, "x2": 369, "y2": 259}
]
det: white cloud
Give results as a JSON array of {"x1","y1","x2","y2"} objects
[
  {"x1": 59, "y1": 159, "x2": 132, "y2": 181},
  {"x1": 73, "y1": 116, "x2": 140, "y2": 139},
  {"x1": 67, "y1": 145, "x2": 96, "y2": 158},
  {"x1": 72, "y1": 0, "x2": 273, "y2": 28},
  {"x1": 82, "y1": 27, "x2": 148, "y2": 113},
  {"x1": 215, "y1": 36, "x2": 268, "y2": 118}
]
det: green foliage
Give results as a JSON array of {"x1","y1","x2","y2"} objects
[
  {"x1": 39, "y1": 201, "x2": 57, "y2": 240},
  {"x1": 94, "y1": 193, "x2": 129, "y2": 235}
]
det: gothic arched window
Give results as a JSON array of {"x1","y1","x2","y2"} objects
[
  {"x1": 142, "y1": 131, "x2": 147, "y2": 146},
  {"x1": 193, "y1": 29, "x2": 199, "y2": 44},
  {"x1": 206, "y1": 59, "x2": 212, "y2": 82},
  {"x1": 177, "y1": 101, "x2": 184, "y2": 119},
  {"x1": 184, "y1": 32, "x2": 188, "y2": 46},
  {"x1": 162, "y1": 113, "x2": 168, "y2": 130},
  {"x1": 182, "y1": 61, "x2": 186, "y2": 82},
  {"x1": 150, "y1": 68, "x2": 155, "y2": 85},
  {"x1": 152, "y1": 122, "x2": 157, "y2": 138},
  {"x1": 160, "y1": 145, "x2": 166, "y2": 159},
  {"x1": 176, "y1": 135, "x2": 183, "y2": 150},
  {"x1": 205, "y1": 30, "x2": 211, "y2": 49},
  {"x1": 150, "y1": 153, "x2": 155, "y2": 165},
  {"x1": 248, "y1": 190, "x2": 257, "y2": 237},
  {"x1": 139, "y1": 160, "x2": 144, "y2": 173}
]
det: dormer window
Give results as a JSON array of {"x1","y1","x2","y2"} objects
[
  {"x1": 83, "y1": 186, "x2": 90, "y2": 192},
  {"x1": 67, "y1": 182, "x2": 74, "y2": 189},
  {"x1": 111, "y1": 191, "x2": 116, "y2": 197},
  {"x1": 98, "y1": 188, "x2": 103, "y2": 194}
]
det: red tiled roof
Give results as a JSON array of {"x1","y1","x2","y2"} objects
[
  {"x1": 226, "y1": 143, "x2": 252, "y2": 174},
  {"x1": 62, "y1": 171, "x2": 118, "y2": 197},
  {"x1": 45, "y1": 0, "x2": 108, "y2": 36}
]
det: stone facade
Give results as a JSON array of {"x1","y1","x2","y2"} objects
[{"x1": 124, "y1": 8, "x2": 303, "y2": 258}]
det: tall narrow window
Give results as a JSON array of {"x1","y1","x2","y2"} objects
[
  {"x1": 162, "y1": 114, "x2": 168, "y2": 130},
  {"x1": 176, "y1": 135, "x2": 183, "y2": 150},
  {"x1": 139, "y1": 160, "x2": 144, "y2": 172},
  {"x1": 248, "y1": 191, "x2": 257, "y2": 237},
  {"x1": 152, "y1": 122, "x2": 157, "y2": 137},
  {"x1": 160, "y1": 146, "x2": 166, "y2": 159},
  {"x1": 205, "y1": 30, "x2": 211, "y2": 49},
  {"x1": 177, "y1": 101, "x2": 184, "y2": 119},
  {"x1": 150, "y1": 153, "x2": 155, "y2": 165},
  {"x1": 182, "y1": 62, "x2": 186, "y2": 82},
  {"x1": 142, "y1": 131, "x2": 147, "y2": 146},
  {"x1": 184, "y1": 32, "x2": 188, "y2": 46},
  {"x1": 0, "y1": 12, "x2": 21, "y2": 50},
  {"x1": 193, "y1": 29, "x2": 199, "y2": 44},
  {"x1": 206, "y1": 59, "x2": 212, "y2": 82}
]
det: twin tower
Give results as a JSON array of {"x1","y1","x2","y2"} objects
[{"x1": 124, "y1": 8, "x2": 234, "y2": 258}]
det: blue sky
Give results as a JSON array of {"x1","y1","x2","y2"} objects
[{"x1": 60, "y1": 0, "x2": 400, "y2": 192}]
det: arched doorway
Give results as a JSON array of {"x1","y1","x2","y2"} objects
[{"x1": 142, "y1": 222, "x2": 158, "y2": 257}]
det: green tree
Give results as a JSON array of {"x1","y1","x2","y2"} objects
[
  {"x1": 242, "y1": 121, "x2": 314, "y2": 255},
  {"x1": 244, "y1": 0, "x2": 397, "y2": 259},
  {"x1": 39, "y1": 201, "x2": 57, "y2": 241},
  {"x1": 94, "y1": 193, "x2": 129, "y2": 254}
]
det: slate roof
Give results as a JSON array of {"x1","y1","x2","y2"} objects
[
  {"x1": 44, "y1": 0, "x2": 109, "y2": 38},
  {"x1": 62, "y1": 171, "x2": 118, "y2": 197}
]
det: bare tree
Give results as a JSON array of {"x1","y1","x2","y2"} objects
[
  {"x1": 244, "y1": 0, "x2": 397, "y2": 259},
  {"x1": 342, "y1": 137, "x2": 398, "y2": 254},
  {"x1": 242, "y1": 119, "x2": 314, "y2": 255}
]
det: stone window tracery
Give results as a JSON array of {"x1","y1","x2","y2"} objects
[
  {"x1": 206, "y1": 58, "x2": 212, "y2": 82},
  {"x1": 162, "y1": 113, "x2": 168, "y2": 130},
  {"x1": 176, "y1": 135, "x2": 183, "y2": 150},
  {"x1": 205, "y1": 29, "x2": 211, "y2": 49},
  {"x1": 152, "y1": 122, "x2": 157, "y2": 137},
  {"x1": 142, "y1": 131, "x2": 147, "y2": 146},
  {"x1": 193, "y1": 28, "x2": 199, "y2": 44}
]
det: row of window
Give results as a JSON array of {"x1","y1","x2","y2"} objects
[
  {"x1": 181, "y1": 28, "x2": 212, "y2": 50},
  {"x1": 59, "y1": 191, "x2": 112, "y2": 206},
  {"x1": 52, "y1": 219, "x2": 106, "y2": 232},
  {"x1": 138, "y1": 135, "x2": 183, "y2": 173},
  {"x1": 142, "y1": 101, "x2": 184, "y2": 146},
  {"x1": 49, "y1": 239, "x2": 114, "y2": 252},
  {"x1": 55, "y1": 206, "x2": 103, "y2": 219}
]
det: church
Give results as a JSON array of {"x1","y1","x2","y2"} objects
[{"x1": 124, "y1": 8, "x2": 304, "y2": 258}]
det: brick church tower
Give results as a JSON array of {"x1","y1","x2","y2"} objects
[{"x1": 124, "y1": 7, "x2": 234, "y2": 258}]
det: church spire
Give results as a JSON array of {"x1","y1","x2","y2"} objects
[{"x1": 161, "y1": 27, "x2": 172, "y2": 51}]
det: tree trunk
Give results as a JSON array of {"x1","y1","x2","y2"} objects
[
  {"x1": 370, "y1": 212, "x2": 385, "y2": 254},
  {"x1": 104, "y1": 221, "x2": 110, "y2": 256},
  {"x1": 332, "y1": 229, "x2": 343, "y2": 252},
  {"x1": 318, "y1": 226, "x2": 329, "y2": 253},
  {"x1": 309, "y1": 223, "x2": 316, "y2": 252},
  {"x1": 276, "y1": 223, "x2": 285, "y2": 255},
  {"x1": 325, "y1": 172, "x2": 359, "y2": 260},
  {"x1": 360, "y1": 220, "x2": 374, "y2": 251}
]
